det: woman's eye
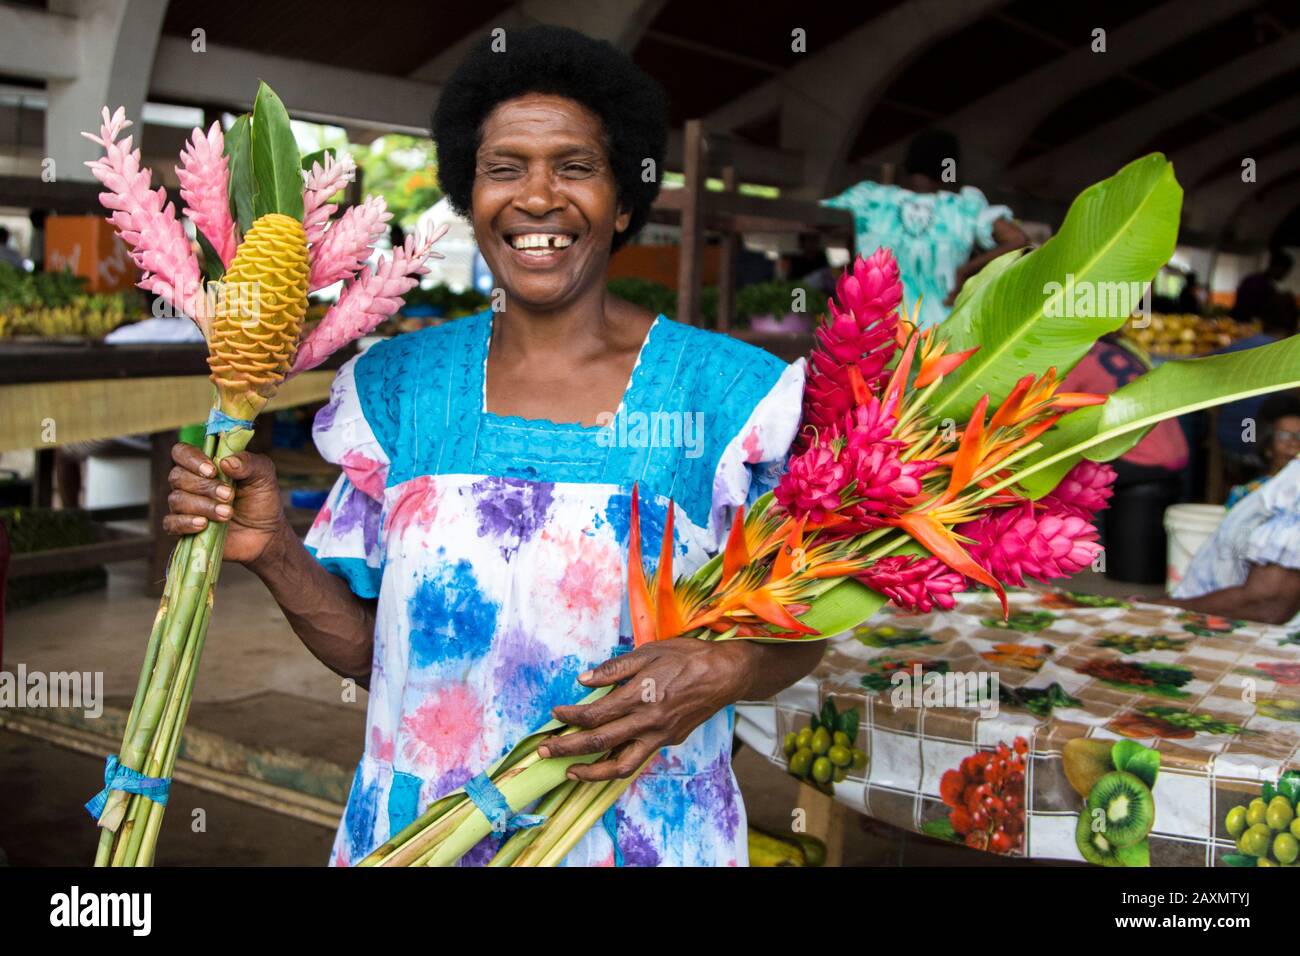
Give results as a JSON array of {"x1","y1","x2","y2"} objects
[
  {"x1": 484, "y1": 165, "x2": 521, "y2": 178},
  {"x1": 561, "y1": 163, "x2": 594, "y2": 176}
]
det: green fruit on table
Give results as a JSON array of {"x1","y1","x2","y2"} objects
[
  {"x1": 811, "y1": 727, "x2": 832, "y2": 756},
  {"x1": 783, "y1": 732, "x2": 798, "y2": 756},
  {"x1": 812, "y1": 756, "x2": 833, "y2": 784},
  {"x1": 1267, "y1": 796, "x2": 1295, "y2": 830},
  {"x1": 1257, "y1": 857, "x2": 1276, "y2": 867},
  {"x1": 795, "y1": 727, "x2": 813, "y2": 751},
  {"x1": 832, "y1": 731, "x2": 851, "y2": 749},
  {"x1": 833, "y1": 766, "x2": 848, "y2": 783},
  {"x1": 851, "y1": 748, "x2": 867, "y2": 770},
  {"x1": 789, "y1": 748, "x2": 813, "y2": 777},
  {"x1": 1246, "y1": 798, "x2": 1269, "y2": 827},
  {"x1": 1291, "y1": 817, "x2": 1300, "y2": 840},
  {"x1": 1244, "y1": 823, "x2": 1273, "y2": 857},
  {"x1": 828, "y1": 744, "x2": 852, "y2": 768},
  {"x1": 1225, "y1": 805, "x2": 1248, "y2": 838},
  {"x1": 1273, "y1": 832, "x2": 1299, "y2": 865},
  {"x1": 1086, "y1": 772, "x2": 1155, "y2": 848}
]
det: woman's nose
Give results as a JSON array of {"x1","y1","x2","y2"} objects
[{"x1": 515, "y1": 168, "x2": 563, "y2": 216}]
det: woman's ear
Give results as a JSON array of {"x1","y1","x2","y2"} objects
[{"x1": 615, "y1": 206, "x2": 632, "y2": 234}]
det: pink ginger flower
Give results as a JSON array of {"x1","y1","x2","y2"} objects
[
  {"x1": 288, "y1": 226, "x2": 449, "y2": 377},
  {"x1": 1042, "y1": 460, "x2": 1116, "y2": 519},
  {"x1": 798, "y1": 249, "x2": 903, "y2": 449},
  {"x1": 858, "y1": 555, "x2": 966, "y2": 613},
  {"x1": 841, "y1": 396, "x2": 899, "y2": 451},
  {"x1": 177, "y1": 122, "x2": 237, "y2": 267},
  {"x1": 308, "y1": 195, "x2": 392, "y2": 292},
  {"x1": 773, "y1": 442, "x2": 853, "y2": 523},
  {"x1": 81, "y1": 107, "x2": 204, "y2": 331},
  {"x1": 842, "y1": 440, "x2": 936, "y2": 528},
  {"x1": 958, "y1": 500, "x2": 1101, "y2": 587},
  {"x1": 302, "y1": 152, "x2": 357, "y2": 248}
]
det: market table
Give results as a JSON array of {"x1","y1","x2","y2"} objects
[
  {"x1": 736, "y1": 587, "x2": 1300, "y2": 867},
  {"x1": 0, "y1": 341, "x2": 349, "y2": 604}
]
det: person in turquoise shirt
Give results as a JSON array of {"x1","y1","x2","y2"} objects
[{"x1": 824, "y1": 130, "x2": 1029, "y2": 329}]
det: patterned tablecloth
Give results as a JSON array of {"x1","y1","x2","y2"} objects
[{"x1": 735, "y1": 588, "x2": 1300, "y2": 866}]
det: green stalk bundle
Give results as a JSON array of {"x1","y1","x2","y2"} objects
[{"x1": 91, "y1": 420, "x2": 252, "y2": 867}]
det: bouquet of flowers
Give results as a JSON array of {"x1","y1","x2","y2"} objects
[
  {"x1": 81, "y1": 83, "x2": 446, "y2": 866},
  {"x1": 362, "y1": 153, "x2": 1300, "y2": 866}
]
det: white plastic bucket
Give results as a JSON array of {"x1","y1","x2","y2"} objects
[{"x1": 1163, "y1": 503, "x2": 1226, "y2": 591}]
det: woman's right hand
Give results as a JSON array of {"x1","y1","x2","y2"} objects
[{"x1": 163, "y1": 442, "x2": 287, "y2": 565}]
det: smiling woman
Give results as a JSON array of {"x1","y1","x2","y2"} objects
[{"x1": 164, "y1": 25, "x2": 817, "y2": 867}]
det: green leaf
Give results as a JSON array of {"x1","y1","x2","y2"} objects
[
  {"x1": 1220, "y1": 853, "x2": 1258, "y2": 868},
  {"x1": 300, "y1": 147, "x2": 336, "y2": 172},
  {"x1": 250, "y1": 82, "x2": 305, "y2": 221},
  {"x1": 921, "y1": 818, "x2": 960, "y2": 843},
  {"x1": 1018, "y1": 333, "x2": 1300, "y2": 497},
  {"x1": 224, "y1": 114, "x2": 255, "y2": 236},
  {"x1": 1278, "y1": 770, "x2": 1300, "y2": 807},
  {"x1": 193, "y1": 228, "x2": 225, "y2": 283},
  {"x1": 929, "y1": 154, "x2": 1182, "y2": 422},
  {"x1": 796, "y1": 578, "x2": 888, "y2": 637},
  {"x1": 1111, "y1": 740, "x2": 1160, "y2": 788}
]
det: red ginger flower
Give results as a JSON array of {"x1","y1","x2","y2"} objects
[
  {"x1": 1043, "y1": 460, "x2": 1116, "y2": 518},
  {"x1": 773, "y1": 442, "x2": 853, "y2": 523},
  {"x1": 799, "y1": 249, "x2": 902, "y2": 449},
  {"x1": 842, "y1": 396, "x2": 898, "y2": 450},
  {"x1": 958, "y1": 499, "x2": 1101, "y2": 587},
  {"x1": 843, "y1": 440, "x2": 936, "y2": 528},
  {"x1": 859, "y1": 555, "x2": 965, "y2": 612}
]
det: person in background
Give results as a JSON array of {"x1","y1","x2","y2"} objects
[
  {"x1": 1233, "y1": 250, "x2": 1293, "y2": 323},
  {"x1": 1214, "y1": 298, "x2": 1297, "y2": 467},
  {"x1": 1176, "y1": 271, "x2": 1202, "y2": 315},
  {"x1": 1225, "y1": 394, "x2": 1300, "y2": 508},
  {"x1": 823, "y1": 129, "x2": 1029, "y2": 329},
  {"x1": 0, "y1": 226, "x2": 25, "y2": 268},
  {"x1": 1160, "y1": 456, "x2": 1300, "y2": 625},
  {"x1": 783, "y1": 232, "x2": 833, "y2": 296}
]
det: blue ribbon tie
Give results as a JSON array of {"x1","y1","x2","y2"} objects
[
  {"x1": 206, "y1": 409, "x2": 255, "y2": 435},
  {"x1": 602, "y1": 805, "x2": 624, "y2": 866},
  {"x1": 85, "y1": 755, "x2": 171, "y2": 822},
  {"x1": 463, "y1": 773, "x2": 545, "y2": 835}
]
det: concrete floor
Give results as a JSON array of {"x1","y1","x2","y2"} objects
[{"x1": 0, "y1": 548, "x2": 1160, "y2": 866}]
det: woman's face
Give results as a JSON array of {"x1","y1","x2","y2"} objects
[
  {"x1": 1268, "y1": 415, "x2": 1300, "y2": 473},
  {"x1": 472, "y1": 93, "x2": 630, "y2": 312}
]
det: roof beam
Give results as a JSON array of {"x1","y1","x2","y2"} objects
[
  {"x1": 1185, "y1": 143, "x2": 1300, "y2": 234},
  {"x1": 1169, "y1": 94, "x2": 1300, "y2": 189},
  {"x1": 149, "y1": 35, "x2": 440, "y2": 133},
  {"x1": 409, "y1": 0, "x2": 666, "y2": 88},
  {"x1": 1010, "y1": 29, "x2": 1300, "y2": 199},
  {"x1": 1235, "y1": 177, "x2": 1300, "y2": 244},
  {"x1": 0, "y1": 4, "x2": 81, "y2": 81},
  {"x1": 866, "y1": 0, "x2": 1251, "y2": 183}
]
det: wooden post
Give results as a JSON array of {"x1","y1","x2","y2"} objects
[
  {"x1": 677, "y1": 119, "x2": 706, "y2": 327},
  {"x1": 796, "y1": 781, "x2": 846, "y2": 867},
  {"x1": 716, "y1": 165, "x2": 738, "y2": 333},
  {"x1": 147, "y1": 430, "x2": 175, "y2": 596},
  {"x1": 32, "y1": 447, "x2": 55, "y2": 507}
]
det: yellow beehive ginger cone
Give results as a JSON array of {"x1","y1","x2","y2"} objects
[{"x1": 207, "y1": 212, "x2": 309, "y2": 419}]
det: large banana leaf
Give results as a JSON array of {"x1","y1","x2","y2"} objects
[
  {"x1": 928, "y1": 154, "x2": 1182, "y2": 422},
  {"x1": 1018, "y1": 334, "x2": 1300, "y2": 498}
]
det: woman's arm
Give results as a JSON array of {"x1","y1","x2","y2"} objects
[
  {"x1": 539, "y1": 637, "x2": 825, "y2": 781},
  {"x1": 1156, "y1": 562, "x2": 1300, "y2": 626},
  {"x1": 945, "y1": 217, "x2": 1031, "y2": 305},
  {"x1": 165, "y1": 444, "x2": 377, "y2": 685}
]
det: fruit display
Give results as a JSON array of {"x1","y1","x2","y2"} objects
[
  {"x1": 1237, "y1": 661, "x2": 1300, "y2": 685},
  {"x1": 1076, "y1": 658, "x2": 1194, "y2": 698},
  {"x1": 0, "y1": 264, "x2": 141, "y2": 339},
  {"x1": 1258, "y1": 698, "x2": 1300, "y2": 722},
  {"x1": 783, "y1": 698, "x2": 866, "y2": 795},
  {"x1": 930, "y1": 738, "x2": 1028, "y2": 854},
  {"x1": 1123, "y1": 313, "x2": 1257, "y2": 358},
  {"x1": 981, "y1": 642, "x2": 1052, "y2": 671},
  {"x1": 1179, "y1": 612, "x2": 1243, "y2": 637},
  {"x1": 1038, "y1": 590, "x2": 1131, "y2": 610},
  {"x1": 859, "y1": 656, "x2": 949, "y2": 692},
  {"x1": 851, "y1": 623, "x2": 937, "y2": 649},
  {"x1": 1135, "y1": 706, "x2": 1246, "y2": 736},
  {"x1": 746, "y1": 824, "x2": 827, "y2": 867},
  {"x1": 1221, "y1": 771, "x2": 1300, "y2": 867},
  {"x1": 1096, "y1": 633, "x2": 1189, "y2": 654},
  {"x1": 1066, "y1": 739, "x2": 1159, "y2": 867}
]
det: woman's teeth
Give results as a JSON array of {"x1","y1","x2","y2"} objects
[{"x1": 510, "y1": 233, "x2": 575, "y2": 255}]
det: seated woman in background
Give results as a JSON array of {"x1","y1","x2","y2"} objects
[
  {"x1": 1225, "y1": 394, "x2": 1300, "y2": 508},
  {"x1": 1161, "y1": 456, "x2": 1300, "y2": 626}
]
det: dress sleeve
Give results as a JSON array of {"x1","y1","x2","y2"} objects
[
  {"x1": 960, "y1": 185, "x2": 1013, "y2": 251},
  {"x1": 302, "y1": 354, "x2": 390, "y2": 599},
  {"x1": 709, "y1": 359, "x2": 806, "y2": 539},
  {"x1": 1243, "y1": 461, "x2": 1300, "y2": 571},
  {"x1": 822, "y1": 180, "x2": 880, "y2": 216}
]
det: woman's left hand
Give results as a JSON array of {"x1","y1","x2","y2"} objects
[{"x1": 538, "y1": 638, "x2": 755, "y2": 782}]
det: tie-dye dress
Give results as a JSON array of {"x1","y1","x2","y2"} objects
[{"x1": 303, "y1": 310, "x2": 804, "y2": 866}]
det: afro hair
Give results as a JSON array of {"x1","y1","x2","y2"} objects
[{"x1": 432, "y1": 25, "x2": 668, "y2": 252}]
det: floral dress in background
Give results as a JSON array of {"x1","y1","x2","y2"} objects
[
  {"x1": 823, "y1": 182, "x2": 1013, "y2": 330},
  {"x1": 303, "y1": 310, "x2": 805, "y2": 866}
]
